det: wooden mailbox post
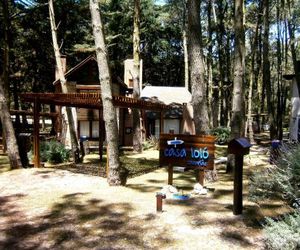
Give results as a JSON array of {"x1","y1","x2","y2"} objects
[
  {"x1": 159, "y1": 134, "x2": 215, "y2": 186},
  {"x1": 228, "y1": 138, "x2": 252, "y2": 215}
]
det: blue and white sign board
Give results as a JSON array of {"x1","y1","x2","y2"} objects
[{"x1": 159, "y1": 134, "x2": 215, "y2": 170}]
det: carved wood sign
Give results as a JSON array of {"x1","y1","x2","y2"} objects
[{"x1": 159, "y1": 134, "x2": 215, "y2": 170}]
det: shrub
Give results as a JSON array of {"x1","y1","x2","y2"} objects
[
  {"x1": 249, "y1": 143, "x2": 300, "y2": 203},
  {"x1": 143, "y1": 135, "x2": 159, "y2": 150},
  {"x1": 31, "y1": 140, "x2": 70, "y2": 164},
  {"x1": 249, "y1": 143, "x2": 300, "y2": 249},
  {"x1": 263, "y1": 212, "x2": 300, "y2": 250},
  {"x1": 210, "y1": 127, "x2": 230, "y2": 145}
]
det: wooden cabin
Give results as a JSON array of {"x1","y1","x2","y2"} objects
[
  {"x1": 53, "y1": 55, "x2": 194, "y2": 148},
  {"x1": 141, "y1": 86, "x2": 194, "y2": 137},
  {"x1": 53, "y1": 55, "x2": 133, "y2": 147}
]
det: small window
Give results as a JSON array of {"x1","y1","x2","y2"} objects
[
  {"x1": 92, "y1": 121, "x2": 99, "y2": 138},
  {"x1": 80, "y1": 121, "x2": 89, "y2": 137}
]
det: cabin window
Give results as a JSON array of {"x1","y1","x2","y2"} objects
[
  {"x1": 164, "y1": 119, "x2": 180, "y2": 134},
  {"x1": 153, "y1": 119, "x2": 180, "y2": 137},
  {"x1": 92, "y1": 121, "x2": 99, "y2": 138},
  {"x1": 79, "y1": 121, "x2": 89, "y2": 137},
  {"x1": 79, "y1": 120, "x2": 101, "y2": 139}
]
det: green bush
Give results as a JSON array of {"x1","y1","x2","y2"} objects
[
  {"x1": 35, "y1": 140, "x2": 70, "y2": 164},
  {"x1": 143, "y1": 135, "x2": 159, "y2": 150},
  {"x1": 249, "y1": 143, "x2": 300, "y2": 249},
  {"x1": 249, "y1": 143, "x2": 300, "y2": 203},
  {"x1": 263, "y1": 212, "x2": 300, "y2": 250},
  {"x1": 210, "y1": 127, "x2": 230, "y2": 145}
]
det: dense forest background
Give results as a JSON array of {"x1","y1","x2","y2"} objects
[{"x1": 1, "y1": 0, "x2": 300, "y2": 139}]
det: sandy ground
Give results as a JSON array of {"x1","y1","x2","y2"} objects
[{"x1": 0, "y1": 147, "x2": 270, "y2": 250}]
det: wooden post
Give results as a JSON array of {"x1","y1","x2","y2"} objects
[
  {"x1": 198, "y1": 169, "x2": 205, "y2": 186},
  {"x1": 33, "y1": 98, "x2": 40, "y2": 168},
  {"x1": 233, "y1": 155, "x2": 244, "y2": 215},
  {"x1": 160, "y1": 110, "x2": 164, "y2": 134},
  {"x1": 168, "y1": 164, "x2": 173, "y2": 185}
]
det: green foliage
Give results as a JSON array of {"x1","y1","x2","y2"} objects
[
  {"x1": 210, "y1": 127, "x2": 230, "y2": 145},
  {"x1": 263, "y1": 212, "x2": 300, "y2": 250},
  {"x1": 249, "y1": 143, "x2": 300, "y2": 203},
  {"x1": 39, "y1": 140, "x2": 70, "y2": 164},
  {"x1": 143, "y1": 135, "x2": 159, "y2": 150},
  {"x1": 249, "y1": 144, "x2": 300, "y2": 249}
]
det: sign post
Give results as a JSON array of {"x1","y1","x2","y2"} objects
[{"x1": 159, "y1": 134, "x2": 215, "y2": 186}]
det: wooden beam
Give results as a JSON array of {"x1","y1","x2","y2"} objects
[
  {"x1": 160, "y1": 110, "x2": 164, "y2": 134},
  {"x1": 198, "y1": 170, "x2": 205, "y2": 186},
  {"x1": 168, "y1": 164, "x2": 173, "y2": 185},
  {"x1": 10, "y1": 110, "x2": 58, "y2": 117},
  {"x1": 33, "y1": 98, "x2": 40, "y2": 168},
  {"x1": 19, "y1": 93, "x2": 169, "y2": 111}
]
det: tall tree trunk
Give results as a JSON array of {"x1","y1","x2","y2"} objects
[
  {"x1": 287, "y1": 0, "x2": 300, "y2": 97},
  {"x1": 276, "y1": 0, "x2": 283, "y2": 140},
  {"x1": 48, "y1": 0, "x2": 80, "y2": 163},
  {"x1": 227, "y1": 0, "x2": 245, "y2": 172},
  {"x1": 207, "y1": 0, "x2": 216, "y2": 127},
  {"x1": 0, "y1": 0, "x2": 22, "y2": 169},
  {"x1": 246, "y1": 65, "x2": 255, "y2": 143},
  {"x1": 0, "y1": 83, "x2": 22, "y2": 169},
  {"x1": 246, "y1": 3, "x2": 261, "y2": 144},
  {"x1": 132, "y1": 0, "x2": 143, "y2": 152},
  {"x1": 216, "y1": 0, "x2": 228, "y2": 127},
  {"x1": 231, "y1": 0, "x2": 245, "y2": 138},
  {"x1": 2, "y1": 0, "x2": 10, "y2": 101},
  {"x1": 89, "y1": 0, "x2": 122, "y2": 186},
  {"x1": 263, "y1": 0, "x2": 276, "y2": 139},
  {"x1": 256, "y1": 23, "x2": 263, "y2": 133},
  {"x1": 187, "y1": 0, "x2": 210, "y2": 134},
  {"x1": 183, "y1": 0, "x2": 189, "y2": 90}
]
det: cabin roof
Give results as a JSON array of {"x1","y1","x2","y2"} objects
[
  {"x1": 53, "y1": 55, "x2": 127, "y2": 89},
  {"x1": 53, "y1": 55, "x2": 96, "y2": 85},
  {"x1": 141, "y1": 86, "x2": 191, "y2": 105}
]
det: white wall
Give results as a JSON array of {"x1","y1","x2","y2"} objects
[{"x1": 154, "y1": 119, "x2": 180, "y2": 138}]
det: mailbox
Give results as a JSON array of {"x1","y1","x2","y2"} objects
[
  {"x1": 228, "y1": 138, "x2": 252, "y2": 155},
  {"x1": 227, "y1": 137, "x2": 252, "y2": 215}
]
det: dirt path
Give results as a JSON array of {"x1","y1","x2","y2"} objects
[{"x1": 0, "y1": 147, "x2": 269, "y2": 250}]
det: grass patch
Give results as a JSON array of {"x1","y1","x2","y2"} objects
[
  {"x1": 120, "y1": 154, "x2": 160, "y2": 178},
  {"x1": 0, "y1": 155, "x2": 10, "y2": 173}
]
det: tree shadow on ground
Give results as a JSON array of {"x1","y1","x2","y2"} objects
[
  {"x1": 0, "y1": 192, "x2": 174, "y2": 250},
  {"x1": 51, "y1": 155, "x2": 160, "y2": 180},
  {"x1": 161, "y1": 160, "x2": 267, "y2": 249},
  {"x1": 164, "y1": 196, "x2": 263, "y2": 248}
]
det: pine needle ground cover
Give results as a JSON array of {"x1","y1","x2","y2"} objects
[{"x1": 0, "y1": 145, "x2": 289, "y2": 249}]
